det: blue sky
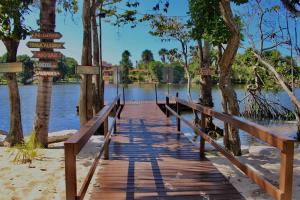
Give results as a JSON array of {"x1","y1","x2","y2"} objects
[
  {"x1": 0, "y1": 0, "x2": 190, "y2": 65},
  {"x1": 0, "y1": 0, "x2": 298, "y2": 65}
]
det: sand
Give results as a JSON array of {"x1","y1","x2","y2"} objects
[
  {"x1": 0, "y1": 130, "x2": 104, "y2": 200},
  {"x1": 207, "y1": 145, "x2": 300, "y2": 200},
  {"x1": 0, "y1": 130, "x2": 299, "y2": 200}
]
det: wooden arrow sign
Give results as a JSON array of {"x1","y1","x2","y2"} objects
[
  {"x1": 27, "y1": 41, "x2": 65, "y2": 49},
  {"x1": 76, "y1": 66, "x2": 100, "y2": 75},
  {"x1": 31, "y1": 32, "x2": 62, "y2": 40},
  {"x1": 35, "y1": 70, "x2": 60, "y2": 76},
  {"x1": 37, "y1": 62, "x2": 58, "y2": 69},
  {"x1": 32, "y1": 51, "x2": 63, "y2": 60},
  {"x1": 0, "y1": 62, "x2": 23, "y2": 73}
]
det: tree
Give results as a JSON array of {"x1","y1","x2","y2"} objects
[
  {"x1": 149, "y1": 61, "x2": 163, "y2": 82},
  {"x1": 17, "y1": 55, "x2": 34, "y2": 85},
  {"x1": 150, "y1": 16, "x2": 193, "y2": 97},
  {"x1": 120, "y1": 50, "x2": 133, "y2": 84},
  {"x1": 32, "y1": 0, "x2": 59, "y2": 147},
  {"x1": 158, "y1": 48, "x2": 168, "y2": 63},
  {"x1": 189, "y1": 0, "x2": 248, "y2": 156},
  {"x1": 141, "y1": 49, "x2": 154, "y2": 81},
  {"x1": 0, "y1": 0, "x2": 33, "y2": 146},
  {"x1": 243, "y1": 0, "x2": 300, "y2": 139}
]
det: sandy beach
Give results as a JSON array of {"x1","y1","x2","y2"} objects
[
  {"x1": 0, "y1": 130, "x2": 299, "y2": 200},
  {"x1": 0, "y1": 130, "x2": 103, "y2": 200}
]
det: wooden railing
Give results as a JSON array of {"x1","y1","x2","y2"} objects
[
  {"x1": 165, "y1": 95, "x2": 295, "y2": 200},
  {"x1": 64, "y1": 96, "x2": 122, "y2": 200}
]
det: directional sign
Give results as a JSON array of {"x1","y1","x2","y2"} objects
[
  {"x1": 32, "y1": 51, "x2": 63, "y2": 60},
  {"x1": 35, "y1": 70, "x2": 60, "y2": 76},
  {"x1": 76, "y1": 66, "x2": 99, "y2": 75},
  {"x1": 0, "y1": 62, "x2": 23, "y2": 73},
  {"x1": 37, "y1": 62, "x2": 58, "y2": 69},
  {"x1": 200, "y1": 68, "x2": 214, "y2": 76},
  {"x1": 27, "y1": 41, "x2": 65, "y2": 49},
  {"x1": 31, "y1": 32, "x2": 62, "y2": 40}
]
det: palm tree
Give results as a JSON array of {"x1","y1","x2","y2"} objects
[
  {"x1": 158, "y1": 48, "x2": 168, "y2": 63},
  {"x1": 33, "y1": 0, "x2": 57, "y2": 147},
  {"x1": 141, "y1": 49, "x2": 154, "y2": 82}
]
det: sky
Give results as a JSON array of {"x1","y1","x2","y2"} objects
[
  {"x1": 0, "y1": 0, "x2": 299, "y2": 65},
  {"x1": 0, "y1": 0, "x2": 190, "y2": 66}
]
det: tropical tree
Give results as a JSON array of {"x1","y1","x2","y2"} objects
[
  {"x1": 0, "y1": 0, "x2": 33, "y2": 145},
  {"x1": 189, "y1": 0, "x2": 249, "y2": 155},
  {"x1": 141, "y1": 49, "x2": 154, "y2": 81},
  {"x1": 120, "y1": 50, "x2": 133, "y2": 84},
  {"x1": 150, "y1": 16, "x2": 193, "y2": 97},
  {"x1": 158, "y1": 48, "x2": 168, "y2": 63}
]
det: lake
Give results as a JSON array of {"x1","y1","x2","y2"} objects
[{"x1": 0, "y1": 83, "x2": 299, "y2": 145}]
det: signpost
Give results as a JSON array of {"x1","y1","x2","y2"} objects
[
  {"x1": 199, "y1": 68, "x2": 214, "y2": 76},
  {"x1": 37, "y1": 62, "x2": 58, "y2": 69},
  {"x1": 32, "y1": 51, "x2": 63, "y2": 59},
  {"x1": 28, "y1": 31, "x2": 64, "y2": 77},
  {"x1": 27, "y1": 41, "x2": 65, "y2": 49},
  {"x1": 35, "y1": 70, "x2": 60, "y2": 76},
  {"x1": 31, "y1": 32, "x2": 62, "y2": 40},
  {"x1": 0, "y1": 62, "x2": 23, "y2": 73},
  {"x1": 76, "y1": 66, "x2": 100, "y2": 75}
]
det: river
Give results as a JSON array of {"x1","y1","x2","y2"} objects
[{"x1": 0, "y1": 83, "x2": 299, "y2": 145}]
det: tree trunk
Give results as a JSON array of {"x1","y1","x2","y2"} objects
[
  {"x1": 218, "y1": 0, "x2": 242, "y2": 156},
  {"x1": 33, "y1": 0, "x2": 57, "y2": 148},
  {"x1": 2, "y1": 39, "x2": 24, "y2": 146},
  {"x1": 199, "y1": 40, "x2": 213, "y2": 107},
  {"x1": 91, "y1": 0, "x2": 101, "y2": 115},
  {"x1": 79, "y1": 0, "x2": 93, "y2": 125}
]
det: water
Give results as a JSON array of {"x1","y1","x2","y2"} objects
[{"x1": 0, "y1": 83, "x2": 299, "y2": 144}]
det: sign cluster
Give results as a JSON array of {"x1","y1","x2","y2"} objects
[{"x1": 27, "y1": 32, "x2": 64, "y2": 77}]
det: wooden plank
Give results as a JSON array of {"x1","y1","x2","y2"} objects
[
  {"x1": 32, "y1": 51, "x2": 63, "y2": 59},
  {"x1": 31, "y1": 32, "x2": 62, "y2": 39},
  {"x1": 37, "y1": 62, "x2": 58, "y2": 69},
  {"x1": 76, "y1": 65, "x2": 99, "y2": 75},
  {"x1": 35, "y1": 70, "x2": 60, "y2": 76},
  {"x1": 26, "y1": 41, "x2": 65, "y2": 49},
  {"x1": 0, "y1": 62, "x2": 23, "y2": 73},
  {"x1": 90, "y1": 103, "x2": 244, "y2": 200}
]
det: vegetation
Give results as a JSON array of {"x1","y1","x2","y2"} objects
[{"x1": 120, "y1": 50, "x2": 133, "y2": 84}]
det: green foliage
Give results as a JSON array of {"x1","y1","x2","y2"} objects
[
  {"x1": 6, "y1": 131, "x2": 39, "y2": 164},
  {"x1": 0, "y1": 0, "x2": 33, "y2": 40},
  {"x1": 171, "y1": 62, "x2": 185, "y2": 84},
  {"x1": 17, "y1": 54, "x2": 34, "y2": 85},
  {"x1": 141, "y1": 49, "x2": 154, "y2": 65},
  {"x1": 120, "y1": 50, "x2": 133, "y2": 84},
  {"x1": 149, "y1": 61, "x2": 163, "y2": 82},
  {"x1": 189, "y1": 0, "x2": 247, "y2": 45}
]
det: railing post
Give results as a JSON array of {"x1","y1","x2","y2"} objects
[
  {"x1": 176, "y1": 92, "x2": 180, "y2": 132},
  {"x1": 155, "y1": 84, "x2": 158, "y2": 104},
  {"x1": 200, "y1": 113, "x2": 206, "y2": 158},
  {"x1": 117, "y1": 98, "x2": 121, "y2": 119},
  {"x1": 104, "y1": 117, "x2": 109, "y2": 160},
  {"x1": 65, "y1": 143, "x2": 77, "y2": 200},
  {"x1": 279, "y1": 141, "x2": 294, "y2": 200},
  {"x1": 122, "y1": 87, "x2": 125, "y2": 105},
  {"x1": 166, "y1": 96, "x2": 170, "y2": 117}
]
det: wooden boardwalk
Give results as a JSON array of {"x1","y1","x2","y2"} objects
[{"x1": 90, "y1": 102, "x2": 244, "y2": 200}]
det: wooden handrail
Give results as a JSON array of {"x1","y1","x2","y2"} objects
[
  {"x1": 64, "y1": 96, "x2": 122, "y2": 200},
  {"x1": 165, "y1": 95, "x2": 295, "y2": 200}
]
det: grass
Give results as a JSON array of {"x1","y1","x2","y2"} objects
[{"x1": 6, "y1": 132, "x2": 40, "y2": 164}]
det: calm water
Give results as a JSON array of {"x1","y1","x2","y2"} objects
[{"x1": 0, "y1": 83, "x2": 299, "y2": 145}]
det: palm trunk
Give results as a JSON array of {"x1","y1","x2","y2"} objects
[
  {"x1": 79, "y1": 0, "x2": 93, "y2": 125},
  {"x1": 3, "y1": 39, "x2": 24, "y2": 146},
  {"x1": 91, "y1": 0, "x2": 101, "y2": 115},
  {"x1": 33, "y1": 0, "x2": 57, "y2": 147},
  {"x1": 218, "y1": 0, "x2": 241, "y2": 156}
]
